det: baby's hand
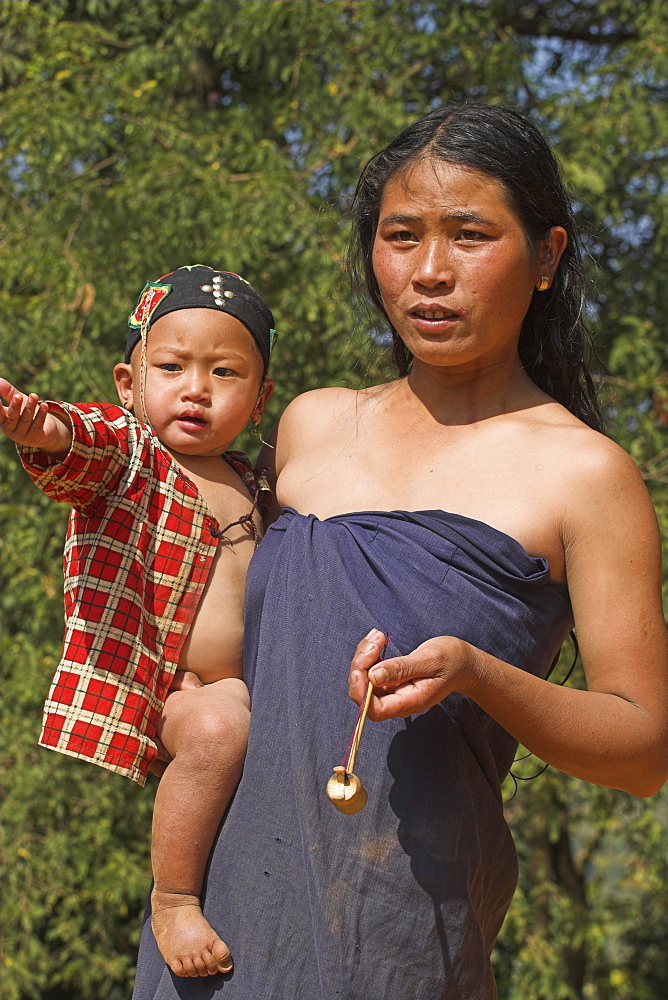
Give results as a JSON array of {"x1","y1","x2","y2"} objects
[
  {"x1": 0, "y1": 378, "x2": 71, "y2": 455},
  {"x1": 167, "y1": 670, "x2": 204, "y2": 694}
]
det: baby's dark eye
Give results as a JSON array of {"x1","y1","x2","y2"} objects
[
  {"x1": 158, "y1": 363, "x2": 182, "y2": 372},
  {"x1": 213, "y1": 367, "x2": 237, "y2": 377}
]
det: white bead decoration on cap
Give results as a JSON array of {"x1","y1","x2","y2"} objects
[{"x1": 199, "y1": 272, "x2": 237, "y2": 306}]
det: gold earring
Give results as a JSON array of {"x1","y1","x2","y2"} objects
[{"x1": 537, "y1": 275, "x2": 550, "y2": 292}]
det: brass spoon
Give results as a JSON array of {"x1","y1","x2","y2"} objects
[{"x1": 326, "y1": 680, "x2": 373, "y2": 814}]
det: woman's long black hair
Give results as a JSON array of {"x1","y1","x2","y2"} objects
[{"x1": 348, "y1": 102, "x2": 605, "y2": 432}]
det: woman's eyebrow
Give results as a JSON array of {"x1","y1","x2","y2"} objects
[
  {"x1": 378, "y1": 211, "x2": 499, "y2": 227},
  {"x1": 442, "y1": 211, "x2": 499, "y2": 227},
  {"x1": 378, "y1": 213, "x2": 421, "y2": 226}
]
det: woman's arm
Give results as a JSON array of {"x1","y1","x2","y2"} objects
[{"x1": 349, "y1": 443, "x2": 668, "y2": 798}]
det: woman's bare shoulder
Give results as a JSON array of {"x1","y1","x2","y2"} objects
[
  {"x1": 531, "y1": 403, "x2": 642, "y2": 483},
  {"x1": 529, "y1": 404, "x2": 658, "y2": 542},
  {"x1": 279, "y1": 386, "x2": 357, "y2": 417},
  {"x1": 278, "y1": 384, "x2": 391, "y2": 435}
]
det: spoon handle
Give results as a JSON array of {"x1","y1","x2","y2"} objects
[{"x1": 346, "y1": 680, "x2": 373, "y2": 775}]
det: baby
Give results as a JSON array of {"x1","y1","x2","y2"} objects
[{"x1": 0, "y1": 265, "x2": 276, "y2": 978}]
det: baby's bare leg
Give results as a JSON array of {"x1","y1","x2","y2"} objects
[{"x1": 151, "y1": 677, "x2": 250, "y2": 978}]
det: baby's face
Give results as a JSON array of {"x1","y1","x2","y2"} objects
[{"x1": 115, "y1": 308, "x2": 271, "y2": 457}]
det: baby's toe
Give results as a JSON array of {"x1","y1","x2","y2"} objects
[
  {"x1": 168, "y1": 957, "x2": 188, "y2": 978},
  {"x1": 198, "y1": 948, "x2": 222, "y2": 976},
  {"x1": 212, "y1": 937, "x2": 233, "y2": 973},
  {"x1": 191, "y1": 953, "x2": 212, "y2": 977}
]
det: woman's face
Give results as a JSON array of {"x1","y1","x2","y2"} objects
[{"x1": 371, "y1": 158, "x2": 551, "y2": 373}]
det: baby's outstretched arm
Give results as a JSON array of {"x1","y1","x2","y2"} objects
[{"x1": 0, "y1": 378, "x2": 72, "y2": 457}]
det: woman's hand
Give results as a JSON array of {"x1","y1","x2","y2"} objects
[{"x1": 348, "y1": 628, "x2": 475, "y2": 720}]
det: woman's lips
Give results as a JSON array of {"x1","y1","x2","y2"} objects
[{"x1": 409, "y1": 306, "x2": 465, "y2": 333}]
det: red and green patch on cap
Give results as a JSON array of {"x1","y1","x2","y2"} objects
[{"x1": 127, "y1": 281, "x2": 172, "y2": 330}]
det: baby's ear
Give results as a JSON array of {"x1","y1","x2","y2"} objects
[
  {"x1": 113, "y1": 363, "x2": 134, "y2": 411},
  {"x1": 254, "y1": 378, "x2": 275, "y2": 420}
]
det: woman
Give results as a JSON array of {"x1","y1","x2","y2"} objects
[{"x1": 133, "y1": 103, "x2": 667, "y2": 1000}]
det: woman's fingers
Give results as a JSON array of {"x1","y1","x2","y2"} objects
[
  {"x1": 366, "y1": 677, "x2": 450, "y2": 720},
  {"x1": 367, "y1": 646, "x2": 449, "y2": 720},
  {"x1": 348, "y1": 628, "x2": 388, "y2": 703},
  {"x1": 349, "y1": 635, "x2": 473, "y2": 720},
  {"x1": 370, "y1": 647, "x2": 441, "y2": 688}
]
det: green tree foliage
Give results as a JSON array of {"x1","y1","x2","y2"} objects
[{"x1": 1, "y1": 2, "x2": 666, "y2": 998}]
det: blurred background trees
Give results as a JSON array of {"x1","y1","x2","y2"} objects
[{"x1": 1, "y1": 2, "x2": 666, "y2": 998}]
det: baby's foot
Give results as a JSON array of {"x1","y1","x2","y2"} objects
[{"x1": 151, "y1": 889, "x2": 233, "y2": 978}]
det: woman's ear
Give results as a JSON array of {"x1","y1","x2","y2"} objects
[
  {"x1": 113, "y1": 363, "x2": 135, "y2": 411},
  {"x1": 536, "y1": 226, "x2": 568, "y2": 289}
]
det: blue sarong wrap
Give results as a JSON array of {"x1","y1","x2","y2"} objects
[{"x1": 133, "y1": 507, "x2": 573, "y2": 1000}]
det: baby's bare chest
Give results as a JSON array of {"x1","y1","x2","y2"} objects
[
  {"x1": 172, "y1": 461, "x2": 262, "y2": 680},
  {"x1": 188, "y1": 471, "x2": 262, "y2": 607},
  {"x1": 179, "y1": 522, "x2": 260, "y2": 681}
]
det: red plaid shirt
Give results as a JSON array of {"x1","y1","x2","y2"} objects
[{"x1": 18, "y1": 402, "x2": 271, "y2": 786}]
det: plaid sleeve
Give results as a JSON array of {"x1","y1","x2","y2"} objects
[{"x1": 17, "y1": 402, "x2": 137, "y2": 511}]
